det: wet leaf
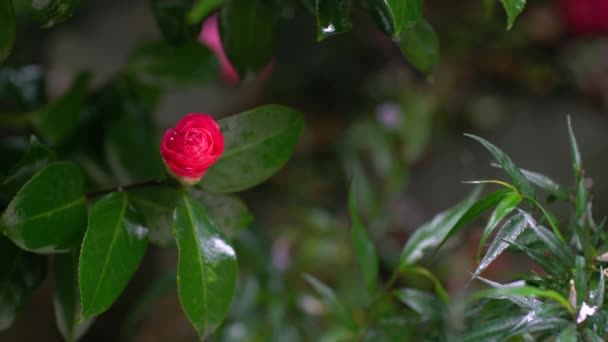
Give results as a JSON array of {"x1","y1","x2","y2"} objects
[
  {"x1": 500, "y1": 0, "x2": 526, "y2": 30},
  {"x1": 472, "y1": 213, "x2": 528, "y2": 280},
  {"x1": 396, "y1": 19, "x2": 439, "y2": 74},
  {"x1": 315, "y1": 0, "x2": 352, "y2": 41},
  {"x1": 400, "y1": 187, "x2": 480, "y2": 268},
  {"x1": 220, "y1": 0, "x2": 279, "y2": 79},
  {"x1": 173, "y1": 194, "x2": 237, "y2": 339},
  {"x1": 79, "y1": 192, "x2": 149, "y2": 319},
  {"x1": 465, "y1": 134, "x2": 535, "y2": 200},
  {"x1": 2, "y1": 162, "x2": 86, "y2": 253},
  {"x1": 202, "y1": 105, "x2": 304, "y2": 193},
  {"x1": 477, "y1": 192, "x2": 521, "y2": 261}
]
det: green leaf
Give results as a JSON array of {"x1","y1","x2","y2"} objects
[
  {"x1": 54, "y1": 251, "x2": 93, "y2": 341},
  {"x1": 188, "y1": 0, "x2": 224, "y2": 23},
  {"x1": 128, "y1": 41, "x2": 219, "y2": 87},
  {"x1": 402, "y1": 266, "x2": 449, "y2": 306},
  {"x1": 128, "y1": 185, "x2": 180, "y2": 246},
  {"x1": 31, "y1": 0, "x2": 80, "y2": 27},
  {"x1": 367, "y1": 0, "x2": 422, "y2": 37},
  {"x1": 394, "y1": 288, "x2": 444, "y2": 321},
  {"x1": 477, "y1": 192, "x2": 521, "y2": 261},
  {"x1": 396, "y1": 19, "x2": 439, "y2": 74},
  {"x1": 470, "y1": 286, "x2": 573, "y2": 314},
  {"x1": 303, "y1": 274, "x2": 357, "y2": 331},
  {"x1": 79, "y1": 192, "x2": 149, "y2": 319},
  {"x1": 519, "y1": 168, "x2": 569, "y2": 201},
  {"x1": 201, "y1": 105, "x2": 304, "y2": 193},
  {"x1": 348, "y1": 179, "x2": 378, "y2": 295},
  {"x1": 465, "y1": 134, "x2": 535, "y2": 200},
  {"x1": 500, "y1": 0, "x2": 526, "y2": 30},
  {"x1": 150, "y1": 0, "x2": 199, "y2": 45},
  {"x1": 220, "y1": 0, "x2": 279, "y2": 78},
  {"x1": 524, "y1": 214, "x2": 574, "y2": 269},
  {"x1": 472, "y1": 213, "x2": 528, "y2": 280},
  {"x1": 0, "y1": 0, "x2": 15, "y2": 64},
  {"x1": 31, "y1": 72, "x2": 91, "y2": 145},
  {"x1": 2, "y1": 162, "x2": 86, "y2": 253},
  {"x1": 315, "y1": 0, "x2": 352, "y2": 41},
  {"x1": 399, "y1": 187, "x2": 480, "y2": 268},
  {"x1": 0, "y1": 136, "x2": 56, "y2": 204},
  {"x1": 590, "y1": 267, "x2": 604, "y2": 308},
  {"x1": 191, "y1": 190, "x2": 252, "y2": 237},
  {"x1": 556, "y1": 325, "x2": 578, "y2": 342},
  {"x1": 173, "y1": 194, "x2": 237, "y2": 339},
  {"x1": 567, "y1": 116, "x2": 582, "y2": 178},
  {"x1": 575, "y1": 255, "x2": 587, "y2": 307},
  {"x1": 503, "y1": 239, "x2": 566, "y2": 277},
  {"x1": 0, "y1": 236, "x2": 46, "y2": 330},
  {"x1": 437, "y1": 188, "x2": 512, "y2": 252}
]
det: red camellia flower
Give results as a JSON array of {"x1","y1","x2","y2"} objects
[
  {"x1": 561, "y1": 0, "x2": 608, "y2": 35},
  {"x1": 160, "y1": 114, "x2": 224, "y2": 186}
]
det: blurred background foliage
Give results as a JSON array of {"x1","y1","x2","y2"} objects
[{"x1": 1, "y1": 0, "x2": 608, "y2": 340}]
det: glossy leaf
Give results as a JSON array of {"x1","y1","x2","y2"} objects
[
  {"x1": 465, "y1": 134, "x2": 535, "y2": 200},
  {"x1": 0, "y1": 0, "x2": 15, "y2": 64},
  {"x1": 303, "y1": 274, "x2": 356, "y2": 331},
  {"x1": 150, "y1": 0, "x2": 199, "y2": 45},
  {"x1": 556, "y1": 324, "x2": 578, "y2": 342},
  {"x1": 128, "y1": 185, "x2": 181, "y2": 246},
  {"x1": 0, "y1": 136, "x2": 56, "y2": 204},
  {"x1": 348, "y1": 179, "x2": 378, "y2": 295},
  {"x1": 523, "y1": 213, "x2": 575, "y2": 269},
  {"x1": 192, "y1": 190, "x2": 252, "y2": 237},
  {"x1": 503, "y1": 239, "x2": 565, "y2": 277},
  {"x1": 590, "y1": 267, "x2": 604, "y2": 308},
  {"x1": 173, "y1": 194, "x2": 237, "y2": 339},
  {"x1": 574, "y1": 256, "x2": 587, "y2": 307},
  {"x1": 397, "y1": 19, "x2": 439, "y2": 74},
  {"x1": 476, "y1": 277, "x2": 539, "y2": 310},
  {"x1": 79, "y1": 192, "x2": 149, "y2": 319},
  {"x1": 2, "y1": 162, "x2": 86, "y2": 253},
  {"x1": 367, "y1": 0, "x2": 422, "y2": 37},
  {"x1": 31, "y1": 0, "x2": 80, "y2": 27},
  {"x1": 437, "y1": 188, "x2": 512, "y2": 252},
  {"x1": 54, "y1": 251, "x2": 93, "y2": 341},
  {"x1": 477, "y1": 192, "x2": 521, "y2": 261},
  {"x1": 399, "y1": 187, "x2": 480, "y2": 268},
  {"x1": 128, "y1": 41, "x2": 218, "y2": 87},
  {"x1": 394, "y1": 288, "x2": 444, "y2": 321},
  {"x1": 472, "y1": 213, "x2": 528, "y2": 280},
  {"x1": 202, "y1": 105, "x2": 304, "y2": 193},
  {"x1": 500, "y1": 0, "x2": 526, "y2": 30},
  {"x1": 0, "y1": 236, "x2": 46, "y2": 330},
  {"x1": 567, "y1": 116, "x2": 582, "y2": 178},
  {"x1": 519, "y1": 168, "x2": 569, "y2": 201},
  {"x1": 220, "y1": 0, "x2": 279, "y2": 78},
  {"x1": 315, "y1": 0, "x2": 352, "y2": 41},
  {"x1": 188, "y1": 0, "x2": 224, "y2": 23},
  {"x1": 31, "y1": 72, "x2": 91, "y2": 145},
  {"x1": 470, "y1": 286, "x2": 573, "y2": 314}
]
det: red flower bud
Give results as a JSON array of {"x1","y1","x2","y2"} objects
[
  {"x1": 160, "y1": 114, "x2": 224, "y2": 186},
  {"x1": 561, "y1": 0, "x2": 608, "y2": 35}
]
